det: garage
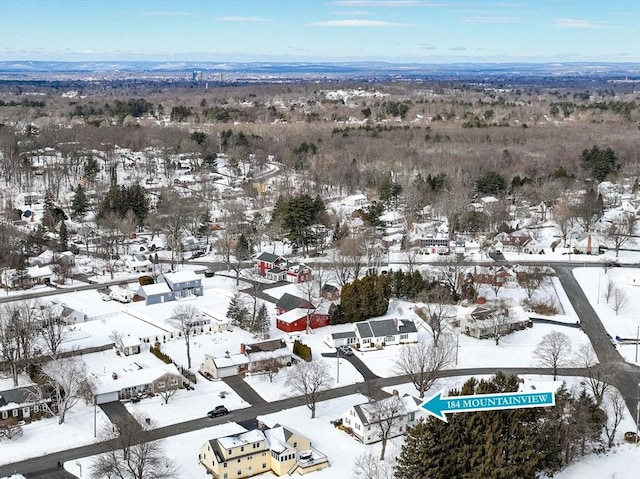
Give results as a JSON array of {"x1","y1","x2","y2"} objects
[{"x1": 94, "y1": 390, "x2": 119, "y2": 405}]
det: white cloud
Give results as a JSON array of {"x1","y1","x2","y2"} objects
[
  {"x1": 419, "y1": 43, "x2": 436, "y2": 50},
  {"x1": 310, "y1": 19, "x2": 409, "y2": 27},
  {"x1": 553, "y1": 18, "x2": 610, "y2": 29},
  {"x1": 216, "y1": 16, "x2": 269, "y2": 22}
]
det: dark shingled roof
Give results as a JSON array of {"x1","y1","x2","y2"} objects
[
  {"x1": 276, "y1": 293, "x2": 314, "y2": 312},
  {"x1": 331, "y1": 331, "x2": 357, "y2": 340},
  {"x1": 256, "y1": 252, "x2": 284, "y2": 263},
  {"x1": 247, "y1": 339, "x2": 287, "y2": 353}
]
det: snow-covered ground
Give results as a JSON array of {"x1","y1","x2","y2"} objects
[{"x1": 573, "y1": 266, "x2": 640, "y2": 365}]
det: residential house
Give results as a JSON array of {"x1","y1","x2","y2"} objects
[
  {"x1": 323, "y1": 330, "x2": 358, "y2": 349},
  {"x1": 275, "y1": 293, "x2": 314, "y2": 315},
  {"x1": 320, "y1": 283, "x2": 340, "y2": 301},
  {"x1": 200, "y1": 340, "x2": 292, "y2": 379},
  {"x1": 572, "y1": 233, "x2": 600, "y2": 255},
  {"x1": 255, "y1": 252, "x2": 287, "y2": 277},
  {"x1": 343, "y1": 194, "x2": 368, "y2": 207},
  {"x1": 199, "y1": 423, "x2": 328, "y2": 478},
  {"x1": 136, "y1": 270, "x2": 203, "y2": 305},
  {"x1": 473, "y1": 266, "x2": 518, "y2": 288},
  {"x1": 90, "y1": 362, "x2": 183, "y2": 404},
  {"x1": 285, "y1": 263, "x2": 312, "y2": 283},
  {"x1": 123, "y1": 254, "x2": 153, "y2": 273},
  {"x1": 493, "y1": 234, "x2": 541, "y2": 254},
  {"x1": 116, "y1": 335, "x2": 141, "y2": 356},
  {"x1": 0, "y1": 385, "x2": 54, "y2": 425},
  {"x1": 341, "y1": 392, "x2": 422, "y2": 445},
  {"x1": 0, "y1": 265, "x2": 54, "y2": 289},
  {"x1": 353, "y1": 318, "x2": 418, "y2": 348},
  {"x1": 274, "y1": 293, "x2": 329, "y2": 333},
  {"x1": 459, "y1": 304, "x2": 529, "y2": 339}
]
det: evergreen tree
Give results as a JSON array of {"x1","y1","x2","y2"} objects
[
  {"x1": 83, "y1": 156, "x2": 100, "y2": 184},
  {"x1": 396, "y1": 373, "x2": 564, "y2": 479},
  {"x1": 58, "y1": 221, "x2": 69, "y2": 252},
  {"x1": 256, "y1": 303, "x2": 270, "y2": 339},
  {"x1": 581, "y1": 145, "x2": 618, "y2": 182},
  {"x1": 226, "y1": 292, "x2": 247, "y2": 326},
  {"x1": 70, "y1": 184, "x2": 89, "y2": 220},
  {"x1": 235, "y1": 234, "x2": 251, "y2": 261}
]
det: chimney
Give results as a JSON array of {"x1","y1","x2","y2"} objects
[
  {"x1": 225, "y1": 350, "x2": 230, "y2": 358},
  {"x1": 392, "y1": 389, "x2": 399, "y2": 396},
  {"x1": 393, "y1": 318, "x2": 399, "y2": 331},
  {"x1": 240, "y1": 343, "x2": 246, "y2": 355}
]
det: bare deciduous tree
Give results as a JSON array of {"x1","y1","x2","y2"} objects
[
  {"x1": 262, "y1": 358, "x2": 283, "y2": 383},
  {"x1": 0, "y1": 301, "x2": 39, "y2": 386},
  {"x1": 434, "y1": 255, "x2": 469, "y2": 301},
  {"x1": 91, "y1": 415, "x2": 177, "y2": 479},
  {"x1": 39, "y1": 304, "x2": 66, "y2": 356},
  {"x1": 285, "y1": 360, "x2": 332, "y2": 418},
  {"x1": 533, "y1": 331, "x2": 572, "y2": 380},
  {"x1": 395, "y1": 336, "x2": 454, "y2": 398},
  {"x1": 353, "y1": 450, "x2": 395, "y2": 479},
  {"x1": 414, "y1": 289, "x2": 454, "y2": 348},
  {"x1": 603, "y1": 214, "x2": 637, "y2": 258},
  {"x1": 575, "y1": 344, "x2": 614, "y2": 406},
  {"x1": 365, "y1": 395, "x2": 406, "y2": 461},
  {"x1": 169, "y1": 303, "x2": 198, "y2": 369},
  {"x1": 603, "y1": 390, "x2": 625, "y2": 448},
  {"x1": 611, "y1": 287, "x2": 628, "y2": 315},
  {"x1": 518, "y1": 265, "x2": 549, "y2": 304},
  {"x1": 40, "y1": 355, "x2": 91, "y2": 424}
]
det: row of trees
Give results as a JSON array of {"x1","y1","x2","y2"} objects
[{"x1": 395, "y1": 373, "x2": 614, "y2": 478}]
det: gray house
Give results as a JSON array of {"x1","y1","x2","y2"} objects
[{"x1": 353, "y1": 318, "x2": 418, "y2": 348}]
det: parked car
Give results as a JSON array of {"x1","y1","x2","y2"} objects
[
  {"x1": 339, "y1": 345, "x2": 354, "y2": 356},
  {"x1": 207, "y1": 405, "x2": 229, "y2": 417}
]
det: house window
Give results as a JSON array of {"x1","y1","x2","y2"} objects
[
  {"x1": 12, "y1": 409, "x2": 19, "y2": 417},
  {"x1": 262, "y1": 463, "x2": 267, "y2": 469},
  {"x1": 385, "y1": 336, "x2": 394, "y2": 343},
  {"x1": 203, "y1": 453, "x2": 206, "y2": 460},
  {"x1": 409, "y1": 412, "x2": 415, "y2": 421},
  {"x1": 1, "y1": 411, "x2": 7, "y2": 419},
  {"x1": 293, "y1": 442, "x2": 297, "y2": 448},
  {"x1": 237, "y1": 471, "x2": 241, "y2": 475},
  {"x1": 170, "y1": 378, "x2": 178, "y2": 386},
  {"x1": 248, "y1": 455, "x2": 252, "y2": 460},
  {"x1": 355, "y1": 423, "x2": 360, "y2": 430},
  {"x1": 228, "y1": 450, "x2": 232, "y2": 455},
  {"x1": 253, "y1": 442, "x2": 260, "y2": 449},
  {"x1": 262, "y1": 452, "x2": 266, "y2": 457},
  {"x1": 223, "y1": 474, "x2": 228, "y2": 479},
  {"x1": 237, "y1": 458, "x2": 241, "y2": 463},
  {"x1": 240, "y1": 446, "x2": 244, "y2": 452},
  {"x1": 32, "y1": 405, "x2": 39, "y2": 412},
  {"x1": 157, "y1": 381, "x2": 165, "y2": 389},
  {"x1": 400, "y1": 334, "x2": 408, "y2": 340},
  {"x1": 223, "y1": 463, "x2": 227, "y2": 468}
]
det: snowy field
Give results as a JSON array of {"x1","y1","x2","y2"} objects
[{"x1": 573, "y1": 266, "x2": 640, "y2": 365}]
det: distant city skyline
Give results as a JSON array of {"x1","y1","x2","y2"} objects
[{"x1": 1, "y1": 0, "x2": 639, "y2": 63}]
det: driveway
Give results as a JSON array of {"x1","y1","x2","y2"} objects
[
  {"x1": 222, "y1": 375, "x2": 267, "y2": 406},
  {"x1": 99, "y1": 401, "x2": 142, "y2": 434},
  {"x1": 322, "y1": 351, "x2": 380, "y2": 381}
]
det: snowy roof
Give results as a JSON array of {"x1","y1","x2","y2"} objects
[
  {"x1": 140, "y1": 282, "x2": 172, "y2": 296},
  {"x1": 213, "y1": 353, "x2": 250, "y2": 369},
  {"x1": 277, "y1": 308, "x2": 309, "y2": 324},
  {"x1": 217, "y1": 429, "x2": 265, "y2": 450},
  {"x1": 90, "y1": 363, "x2": 180, "y2": 395},
  {"x1": 162, "y1": 270, "x2": 201, "y2": 284},
  {"x1": 118, "y1": 335, "x2": 141, "y2": 348}
]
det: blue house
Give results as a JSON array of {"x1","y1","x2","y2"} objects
[{"x1": 137, "y1": 270, "x2": 203, "y2": 305}]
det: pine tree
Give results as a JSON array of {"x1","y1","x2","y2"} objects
[
  {"x1": 58, "y1": 221, "x2": 69, "y2": 252},
  {"x1": 257, "y1": 303, "x2": 270, "y2": 339},
  {"x1": 396, "y1": 373, "x2": 564, "y2": 479},
  {"x1": 70, "y1": 184, "x2": 89, "y2": 220},
  {"x1": 227, "y1": 292, "x2": 247, "y2": 327}
]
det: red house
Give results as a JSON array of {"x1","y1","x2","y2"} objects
[
  {"x1": 255, "y1": 252, "x2": 286, "y2": 277},
  {"x1": 274, "y1": 293, "x2": 329, "y2": 333}
]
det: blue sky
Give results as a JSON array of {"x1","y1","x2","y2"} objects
[{"x1": 1, "y1": 0, "x2": 638, "y2": 63}]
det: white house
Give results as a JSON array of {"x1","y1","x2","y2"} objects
[
  {"x1": 200, "y1": 340, "x2": 292, "y2": 379},
  {"x1": 122, "y1": 254, "x2": 152, "y2": 273},
  {"x1": 116, "y1": 335, "x2": 142, "y2": 356},
  {"x1": 459, "y1": 304, "x2": 529, "y2": 339},
  {"x1": 341, "y1": 392, "x2": 422, "y2": 444},
  {"x1": 344, "y1": 194, "x2": 368, "y2": 207},
  {"x1": 572, "y1": 233, "x2": 600, "y2": 255},
  {"x1": 353, "y1": 318, "x2": 418, "y2": 348}
]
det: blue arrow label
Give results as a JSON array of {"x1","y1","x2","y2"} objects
[{"x1": 421, "y1": 389, "x2": 556, "y2": 422}]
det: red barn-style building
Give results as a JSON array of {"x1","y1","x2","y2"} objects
[
  {"x1": 255, "y1": 252, "x2": 286, "y2": 276},
  {"x1": 275, "y1": 293, "x2": 329, "y2": 333}
]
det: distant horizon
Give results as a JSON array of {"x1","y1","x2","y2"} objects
[{"x1": 1, "y1": 0, "x2": 638, "y2": 64}]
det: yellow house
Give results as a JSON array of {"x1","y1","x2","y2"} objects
[{"x1": 199, "y1": 424, "x2": 329, "y2": 478}]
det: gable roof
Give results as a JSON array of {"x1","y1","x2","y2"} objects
[
  {"x1": 356, "y1": 318, "x2": 417, "y2": 338},
  {"x1": 276, "y1": 293, "x2": 314, "y2": 312},
  {"x1": 256, "y1": 252, "x2": 284, "y2": 263},
  {"x1": 162, "y1": 270, "x2": 201, "y2": 284},
  {"x1": 0, "y1": 385, "x2": 51, "y2": 409}
]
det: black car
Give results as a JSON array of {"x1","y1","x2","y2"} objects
[{"x1": 207, "y1": 405, "x2": 229, "y2": 417}]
